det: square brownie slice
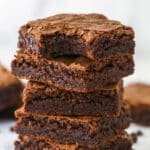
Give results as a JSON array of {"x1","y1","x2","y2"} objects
[
  {"x1": 14, "y1": 103, "x2": 131, "y2": 146},
  {"x1": 15, "y1": 132, "x2": 133, "y2": 150},
  {"x1": 18, "y1": 14, "x2": 135, "y2": 61},
  {"x1": 22, "y1": 80, "x2": 123, "y2": 116},
  {"x1": 11, "y1": 51, "x2": 134, "y2": 92},
  {"x1": 124, "y1": 83, "x2": 150, "y2": 126},
  {"x1": 0, "y1": 64, "x2": 23, "y2": 111}
]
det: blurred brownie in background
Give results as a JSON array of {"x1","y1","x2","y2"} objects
[
  {"x1": 0, "y1": 106, "x2": 21, "y2": 119},
  {"x1": 124, "y1": 83, "x2": 150, "y2": 126},
  {"x1": 0, "y1": 64, "x2": 24, "y2": 117}
]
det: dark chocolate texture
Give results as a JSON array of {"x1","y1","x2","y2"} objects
[
  {"x1": 18, "y1": 14, "x2": 135, "y2": 61},
  {"x1": 15, "y1": 132, "x2": 133, "y2": 150},
  {"x1": 22, "y1": 80, "x2": 123, "y2": 116},
  {"x1": 12, "y1": 51, "x2": 134, "y2": 92},
  {"x1": 14, "y1": 103, "x2": 131, "y2": 146}
]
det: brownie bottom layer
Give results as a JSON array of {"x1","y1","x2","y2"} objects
[
  {"x1": 14, "y1": 103, "x2": 131, "y2": 146},
  {"x1": 15, "y1": 132, "x2": 133, "y2": 150}
]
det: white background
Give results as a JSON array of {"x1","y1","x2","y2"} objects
[{"x1": 0, "y1": 0, "x2": 150, "y2": 150}]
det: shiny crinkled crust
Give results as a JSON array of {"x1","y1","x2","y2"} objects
[
  {"x1": 11, "y1": 51, "x2": 134, "y2": 92},
  {"x1": 18, "y1": 13, "x2": 135, "y2": 61}
]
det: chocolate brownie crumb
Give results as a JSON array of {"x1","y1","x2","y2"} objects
[{"x1": 131, "y1": 130, "x2": 143, "y2": 143}]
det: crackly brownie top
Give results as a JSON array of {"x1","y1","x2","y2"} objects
[
  {"x1": 0, "y1": 64, "x2": 21, "y2": 88},
  {"x1": 20, "y1": 13, "x2": 134, "y2": 43},
  {"x1": 124, "y1": 83, "x2": 150, "y2": 106}
]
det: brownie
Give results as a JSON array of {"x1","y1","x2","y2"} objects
[
  {"x1": 0, "y1": 105, "x2": 20, "y2": 119},
  {"x1": 124, "y1": 83, "x2": 150, "y2": 126},
  {"x1": 14, "y1": 103, "x2": 131, "y2": 146},
  {"x1": 18, "y1": 14, "x2": 135, "y2": 61},
  {"x1": 0, "y1": 64, "x2": 24, "y2": 111},
  {"x1": 11, "y1": 51, "x2": 134, "y2": 92},
  {"x1": 22, "y1": 80, "x2": 123, "y2": 116},
  {"x1": 15, "y1": 132, "x2": 133, "y2": 150}
]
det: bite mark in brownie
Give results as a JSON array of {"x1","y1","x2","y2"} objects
[
  {"x1": 124, "y1": 83, "x2": 150, "y2": 126},
  {"x1": 15, "y1": 132, "x2": 133, "y2": 150},
  {"x1": 0, "y1": 64, "x2": 24, "y2": 111},
  {"x1": 11, "y1": 51, "x2": 134, "y2": 92},
  {"x1": 14, "y1": 103, "x2": 131, "y2": 146},
  {"x1": 22, "y1": 80, "x2": 123, "y2": 116},
  {"x1": 18, "y1": 14, "x2": 135, "y2": 60}
]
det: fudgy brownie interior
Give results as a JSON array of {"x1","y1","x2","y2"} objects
[
  {"x1": 12, "y1": 51, "x2": 134, "y2": 92},
  {"x1": 14, "y1": 103, "x2": 131, "y2": 146},
  {"x1": 0, "y1": 64, "x2": 23, "y2": 111},
  {"x1": 22, "y1": 80, "x2": 123, "y2": 116},
  {"x1": 15, "y1": 132, "x2": 133, "y2": 150}
]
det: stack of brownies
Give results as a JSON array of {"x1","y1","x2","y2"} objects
[{"x1": 12, "y1": 14, "x2": 135, "y2": 150}]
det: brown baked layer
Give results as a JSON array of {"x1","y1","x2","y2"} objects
[
  {"x1": 14, "y1": 103, "x2": 131, "y2": 146},
  {"x1": 11, "y1": 51, "x2": 134, "y2": 92},
  {"x1": 15, "y1": 132, "x2": 133, "y2": 150},
  {"x1": 0, "y1": 64, "x2": 24, "y2": 111},
  {"x1": 130, "y1": 105, "x2": 150, "y2": 126},
  {"x1": 124, "y1": 83, "x2": 150, "y2": 126},
  {"x1": 23, "y1": 80, "x2": 123, "y2": 116},
  {"x1": 18, "y1": 14, "x2": 135, "y2": 61}
]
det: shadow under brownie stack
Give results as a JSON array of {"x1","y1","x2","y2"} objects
[{"x1": 11, "y1": 14, "x2": 135, "y2": 150}]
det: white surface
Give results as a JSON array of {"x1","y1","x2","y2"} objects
[
  {"x1": 0, "y1": 120, "x2": 16, "y2": 150},
  {"x1": 0, "y1": 120, "x2": 150, "y2": 150}
]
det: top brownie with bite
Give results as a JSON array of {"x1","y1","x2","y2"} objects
[{"x1": 18, "y1": 14, "x2": 135, "y2": 60}]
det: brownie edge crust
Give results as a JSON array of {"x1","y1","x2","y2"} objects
[
  {"x1": 14, "y1": 103, "x2": 131, "y2": 146},
  {"x1": 15, "y1": 132, "x2": 133, "y2": 150},
  {"x1": 18, "y1": 14, "x2": 135, "y2": 61},
  {"x1": 22, "y1": 80, "x2": 123, "y2": 116},
  {"x1": 11, "y1": 51, "x2": 134, "y2": 92}
]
